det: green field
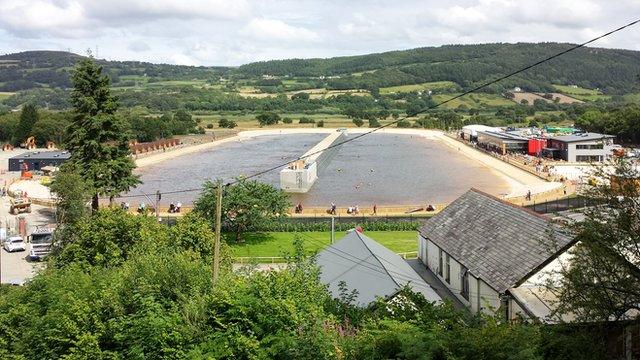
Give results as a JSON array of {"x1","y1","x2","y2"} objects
[
  {"x1": 228, "y1": 231, "x2": 417, "y2": 258},
  {"x1": 552, "y1": 84, "x2": 611, "y2": 101},
  {"x1": 147, "y1": 79, "x2": 208, "y2": 87},
  {"x1": 380, "y1": 81, "x2": 458, "y2": 94},
  {"x1": 431, "y1": 92, "x2": 514, "y2": 109},
  {"x1": 0, "y1": 92, "x2": 15, "y2": 101},
  {"x1": 623, "y1": 93, "x2": 640, "y2": 103},
  {"x1": 195, "y1": 112, "x2": 357, "y2": 129},
  {"x1": 552, "y1": 84, "x2": 601, "y2": 95}
]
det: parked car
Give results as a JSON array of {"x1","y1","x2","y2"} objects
[{"x1": 4, "y1": 236, "x2": 26, "y2": 252}]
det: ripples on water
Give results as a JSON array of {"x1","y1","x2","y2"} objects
[{"x1": 126, "y1": 133, "x2": 509, "y2": 206}]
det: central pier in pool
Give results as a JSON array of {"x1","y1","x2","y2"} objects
[{"x1": 280, "y1": 129, "x2": 347, "y2": 193}]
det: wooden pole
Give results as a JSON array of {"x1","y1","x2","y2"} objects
[{"x1": 213, "y1": 180, "x2": 222, "y2": 285}]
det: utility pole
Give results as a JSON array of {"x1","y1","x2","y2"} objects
[
  {"x1": 155, "y1": 190, "x2": 161, "y2": 222},
  {"x1": 331, "y1": 216, "x2": 335, "y2": 244},
  {"x1": 212, "y1": 180, "x2": 223, "y2": 285}
]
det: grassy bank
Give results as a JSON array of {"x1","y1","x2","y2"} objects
[{"x1": 227, "y1": 230, "x2": 417, "y2": 258}]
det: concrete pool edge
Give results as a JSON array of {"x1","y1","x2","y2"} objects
[{"x1": 133, "y1": 128, "x2": 560, "y2": 200}]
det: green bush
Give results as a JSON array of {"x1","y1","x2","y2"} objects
[
  {"x1": 246, "y1": 219, "x2": 422, "y2": 232},
  {"x1": 317, "y1": 120, "x2": 324, "y2": 127},
  {"x1": 353, "y1": 118, "x2": 364, "y2": 127},
  {"x1": 206, "y1": 123, "x2": 214, "y2": 129},
  {"x1": 368, "y1": 119, "x2": 381, "y2": 128},
  {"x1": 282, "y1": 117, "x2": 293, "y2": 124},
  {"x1": 256, "y1": 112, "x2": 280, "y2": 126},
  {"x1": 299, "y1": 117, "x2": 315, "y2": 124},
  {"x1": 396, "y1": 120, "x2": 411, "y2": 128},
  {"x1": 218, "y1": 118, "x2": 237, "y2": 129}
]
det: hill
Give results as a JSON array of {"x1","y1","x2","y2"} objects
[
  {"x1": 237, "y1": 43, "x2": 640, "y2": 94},
  {"x1": 0, "y1": 50, "x2": 231, "y2": 92}
]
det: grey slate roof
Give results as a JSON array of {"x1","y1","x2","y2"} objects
[
  {"x1": 317, "y1": 231, "x2": 441, "y2": 306},
  {"x1": 10, "y1": 151, "x2": 71, "y2": 160},
  {"x1": 550, "y1": 132, "x2": 615, "y2": 143},
  {"x1": 418, "y1": 189, "x2": 574, "y2": 293}
]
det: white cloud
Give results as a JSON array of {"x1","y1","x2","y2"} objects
[
  {"x1": 127, "y1": 40, "x2": 151, "y2": 52},
  {"x1": 241, "y1": 18, "x2": 320, "y2": 42},
  {"x1": 169, "y1": 53, "x2": 198, "y2": 66},
  {"x1": 0, "y1": 0, "x2": 89, "y2": 37},
  {"x1": 0, "y1": 0, "x2": 638, "y2": 65}
]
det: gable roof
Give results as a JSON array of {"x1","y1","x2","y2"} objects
[
  {"x1": 317, "y1": 230, "x2": 441, "y2": 306},
  {"x1": 418, "y1": 189, "x2": 574, "y2": 293}
]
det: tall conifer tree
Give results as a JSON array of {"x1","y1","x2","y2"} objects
[{"x1": 66, "y1": 57, "x2": 139, "y2": 210}]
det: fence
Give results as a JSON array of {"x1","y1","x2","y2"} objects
[
  {"x1": 525, "y1": 196, "x2": 595, "y2": 214},
  {"x1": 234, "y1": 250, "x2": 419, "y2": 264}
]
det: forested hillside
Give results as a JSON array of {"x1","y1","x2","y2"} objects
[
  {"x1": 238, "y1": 43, "x2": 640, "y2": 94},
  {"x1": 0, "y1": 50, "x2": 230, "y2": 92}
]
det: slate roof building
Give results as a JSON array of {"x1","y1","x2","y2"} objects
[
  {"x1": 545, "y1": 132, "x2": 617, "y2": 162},
  {"x1": 8, "y1": 151, "x2": 71, "y2": 172},
  {"x1": 417, "y1": 189, "x2": 574, "y2": 319},
  {"x1": 317, "y1": 230, "x2": 441, "y2": 307}
]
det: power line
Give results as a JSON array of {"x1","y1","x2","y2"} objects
[
  {"x1": 294, "y1": 232, "x2": 500, "y2": 299},
  {"x1": 110, "y1": 18, "x2": 640, "y2": 200}
]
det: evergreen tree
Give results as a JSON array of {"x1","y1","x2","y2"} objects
[
  {"x1": 66, "y1": 57, "x2": 139, "y2": 210},
  {"x1": 15, "y1": 103, "x2": 38, "y2": 144}
]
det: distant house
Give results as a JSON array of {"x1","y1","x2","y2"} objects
[
  {"x1": 545, "y1": 132, "x2": 617, "y2": 162},
  {"x1": 317, "y1": 230, "x2": 441, "y2": 307},
  {"x1": 417, "y1": 189, "x2": 574, "y2": 319}
]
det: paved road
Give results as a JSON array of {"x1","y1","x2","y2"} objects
[{"x1": 0, "y1": 195, "x2": 54, "y2": 284}]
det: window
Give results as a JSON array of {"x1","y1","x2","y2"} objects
[
  {"x1": 461, "y1": 266, "x2": 470, "y2": 300},
  {"x1": 445, "y1": 254, "x2": 451, "y2": 283},
  {"x1": 438, "y1": 249, "x2": 443, "y2": 276},
  {"x1": 576, "y1": 144, "x2": 603, "y2": 150},
  {"x1": 576, "y1": 155, "x2": 603, "y2": 162}
]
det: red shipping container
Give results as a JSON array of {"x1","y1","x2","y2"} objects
[{"x1": 528, "y1": 139, "x2": 547, "y2": 156}]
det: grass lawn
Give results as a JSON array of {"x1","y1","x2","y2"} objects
[
  {"x1": 379, "y1": 81, "x2": 458, "y2": 94},
  {"x1": 227, "y1": 231, "x2": 417, "y2": 258}
]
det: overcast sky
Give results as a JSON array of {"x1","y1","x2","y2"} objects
[{"x1": 1, "y1": 0, "x2": 639, "y2": 66}]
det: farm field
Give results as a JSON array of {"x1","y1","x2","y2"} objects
[
  {"x1": 194, "y1": 112, "x2": 356, "y2": 129},
  {"x1": 228, "y1": 231, "x2": 417, "y2": 258},
  {"x1": 552, "y1": 84, "x2": 610, "y2": 101},
  {"x1": 379, "y1": 81, "x2": 458, "y2": 94},
  {"x1": 0, "y1": 92, "x2": 15, "y2": 100},
  {"x1": 431, "y1": 92, "x2": 513, "y2": 109}
]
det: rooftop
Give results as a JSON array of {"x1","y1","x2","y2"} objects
[
  {"x1": 10, "y1": 150, "x2": 71, "y2": 160},
  {"x1": 418, "y1": 189, "x2": 574, "y2": 293},
  {"x1": 550, "y1": 132, "x2": 615, "y2": 143},
  {"x1": 317, "y1": 230, "x2": 441, "y2": 306},
  {"x1": 477, "y1": 130, "x2": 529, "y2": 142}
]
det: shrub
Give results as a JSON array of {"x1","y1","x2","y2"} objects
[
  {"x1": 299, "y1": 117, "x2": 315, "y2": 124},
  {"x1": 396, "y1": 120, "x2": 411, "y2": 128},
  {"x1": 218, "y1": 118, "x2": 237, "y2": 129},
  {"x1": 368, "y1": 119, "x2": 381, "y2": 128},
  {"x1": 352, "y1": 118, "x2": 364, "y2": 127},
  {"x1": 256, "y1": 112, "x2": 280, "y2": 126},
  {"x1": 282, "y1": 117, "x2": 293, "y2": 124},
  {"x1": 317, "y1": 120, "x2": 324, "y2": 128},
  {"x1": 206, "y1": 123, "x2": 214, "y2": 129}
]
